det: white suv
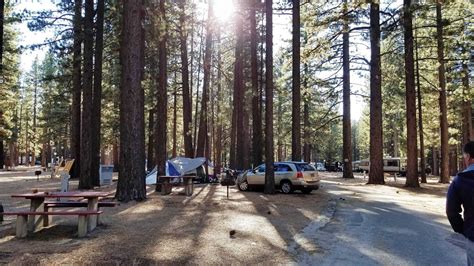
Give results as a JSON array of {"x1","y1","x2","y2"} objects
[{"x1": 237, "y1": 162, "x2": 320, "y2": 194}]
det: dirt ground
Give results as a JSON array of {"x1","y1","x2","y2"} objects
[{"x1": 0, "y1": 167, "x2": 451, "y2": 265}]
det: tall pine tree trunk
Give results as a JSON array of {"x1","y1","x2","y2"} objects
[
  {"x1": 303, "y1": 63, "x2": 311, "y2": 162},
  {"x1": 179, "y1": 0, "x2": 193, "y2": 158},
  {"x1": 146, "y1": 108, "x2": 155, "y2": 171},
  {"x1": 462, "y1": 60, "x2": 472, "y2": 145},
  {"x1": 193, "y1": 22, "x2": 205, "y2": 153},
  {"x1": 70, "y1": 0, "x2": 82, "y2": 179},
  {"x1": 79, "y1": 0, "x2": 94, "y2": 189},
  {"x1": 116, "y1": 0, "x2": 146, "y2": 202},
  {"x1": 155, "y1": 0, "x2": 168, "y2": 189},
  {"x1": 415, "y1": 23, "x2": 426, "y2": 183},
  {"x1": 232, "y1": 1, "x2": 244, "y2": 169},
  {"x1": 368, "y1": 0, "x2": 383, "y2": 184},
  {"x1": 91, "y1": 0, "x2": 105, "y2": 186},
  {"x1": 264, "y1": 0, "x2": 275, "y2": 194},
  {"x1": 436, "y1": 1, "x2": 449, "y2": 184},
  {"x1": 342, "y1": 0, "x2": 354, "y2": 179},
  {"x1": 0, "y1": 0, "x2": 4, "y2": 170},
  {"x1": 251, "y1": 0, "x2": 263, "y2": 168},
  {"x1": 291, "y1": 0, "x2": 301, "y2": 162},
  {"x1": 172, "y1": 77, "x2": 178, "y2": 158},
  {"x1": 215, "y1": 33, "x2": 223, "y2": 174},
  {"x1": 196, "y1": 0, "x2": 213, "y2": 158},
  {"x1": 403, "y1": 0, "x2": 419, "y2": 188}
]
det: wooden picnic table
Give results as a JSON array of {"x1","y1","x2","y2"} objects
[
  {"x1": 11, "y1": 191, "x2": 109, "y2": 233},
  {"x1": 158, "y1": 176, "x2": 194, "y2": 196}
]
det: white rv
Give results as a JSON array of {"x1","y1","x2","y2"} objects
[{"x1": 358, "y1": 157, "x2": 408, "y2": 175}]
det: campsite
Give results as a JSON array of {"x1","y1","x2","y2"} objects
[
  {"x1": 0, "y1": 0, "x2": 473, "y2": 264},
  {"x1": 0, "y1": 166, "x2": 464, "y2": 264}
]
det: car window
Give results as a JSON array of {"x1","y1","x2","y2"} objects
[
  {"x1": 294, "y1": 163, "x2": 315, "y2": 171},
  {"x1": 256, "y1": 165, "x2": 265, "y2": 173},
  {"x1": 275, "y1": 164, "x2": 292, "y2": 172},
  {"x1": 387, "y1": 160, "x2": 398, "y2": 167}
]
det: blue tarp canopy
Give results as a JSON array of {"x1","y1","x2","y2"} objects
[{"x1": 145, "y1": 157, "x2": 208, "y2": 185}]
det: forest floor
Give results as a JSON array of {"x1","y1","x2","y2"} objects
[{"x1": 0, "y1": 167, "x2": 465, "y2": 265}]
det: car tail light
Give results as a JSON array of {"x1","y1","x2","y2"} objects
[{"x1": 296, "y1": 172, "x2": 303, "y2": 179}]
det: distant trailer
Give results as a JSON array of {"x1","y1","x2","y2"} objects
[{"x1": 357, "y1": 157, "x2": 410, "y2": 175}]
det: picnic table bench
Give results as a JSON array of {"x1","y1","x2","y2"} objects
[
  {"x1": 43, "y1": 200, "x2": 117, "y2": 226},
  {"x1": 3, "y1": 210, "x2": 102, "y2": 238},
  {"x1": 159, "y1": 176, "x2": 194, "y2": 196},
  {"x1": 5, "y1": 191, "x2": 111, "y2": 238}
]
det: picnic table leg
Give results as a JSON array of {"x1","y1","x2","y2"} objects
[
  {"x1": 87, "y1": 197, "x2": 99, "y2": 232},
  {"x1": 43, "y1": 204, "x2": 51, "y2": 227},
  {"x1": 16, "y1": 214, "x2": 28, "y2": 238},
  {"x1": 161, "y1": 178, "x2": 172, "y2": 195},
  {"x1": 27, "y1": 198, "x2": 44, "y2": 234},
  {"x1": 185, "y1": 177, "x2": 193, "y2": 196},
  {"x1": 78, "y1": 215, "x2": 88, "y2": 238}
]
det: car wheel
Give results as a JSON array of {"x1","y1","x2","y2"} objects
[
  {"x1": 301, "y1": 188, "x2": 312, "y2": 194},
  {"x1": 238, "y1": 180, "x2": 249, "y2": 191},
  {"x1": 280, "y1": 181, "x2": 293, "y2": 194}
]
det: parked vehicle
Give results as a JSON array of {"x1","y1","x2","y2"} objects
[
  {"x1": 352, "y1": 160, "x2": 362, "y2": 172},
  {"x1": 315, "y1": 162, "x2": 326, "y2": 171},
  {"x1": 358, "y1": 157, "x2": 427, "y2": 175},
  {"x1": 236, "y1": 162, "x2": 320, "y2": 194}
]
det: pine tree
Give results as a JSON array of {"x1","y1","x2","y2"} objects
[
  {"x1": 116, "y1": 0, "x2": 146, "y2": 202},
  {"x1": 264, "y1": 0, "x2": 275, "y2": 194}
]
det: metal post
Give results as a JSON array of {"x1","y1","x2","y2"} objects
[{"x1": 227, "y1": 185, "x2": 229, "y2": 199}]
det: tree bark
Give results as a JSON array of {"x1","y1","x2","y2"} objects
[
  {"x1": 462, "y1": 60, "x2": 472, "y2": 145},
  {"x1": 264, "y1": 0, "x2": 275, "y2": 194},
  {"x1": 172, "y1": 77, "x2": 178, "y2": 158},
  {"x1": 368, "y1": 0, "x2": 383, "y2": 184},
  {"x1": 0, "y1": 0, "x2": 4, "y2": 169},
  {"x1": 415, "y1": 21, "x2": 426, "y2": 183},
  {"x1": 155, "y1": 0, "x2": 168, "y2": 190},
  {"x1": 303, "y1": 63, "x2": 310, "y2": 162},
  {"x1": 116, "y1": 0, "x2": 146, "y2": 202},
  {"x1": 251, "y1": 0, "x2": 263, "y2": 168},
  {"x1": 0, "y1": 141, "x2": 3, "y2": 169},
  {"x1": 91, "y1": 0, "x2": 105, "y2": 186},
  {"x1": 403, "y1": 0, "x2": 419, "y2": 188},
  {"x1": 342, "y1": 0, "x2": 354, "y2": 179},
  {"x1": 113, "y1": 139, "x2": 119, "y2": 172},
  {"x1": 146, "y1": 108, "x2": 155, "y2": 171},
  {"x1": 196, "y1": 0, "x2": 213, "y2": 158},
  {"x1": 215, "y1": 33, "x2": 223, "y2": 174},
  {"x1": 179, "y1": 0, "x2": 194, "y2": 158},
  {"x1": 193, "y1": 21, "x2": 205, "y2": 153},
  {"x1": 70, "y1": 0, "x2": 82, "y2": 179},
  {"x1": 436, "y1": 1, "x2": 449, "y2": 184},
  {"x1": 232, "y1": 1, "x2": 245, "y2": 169},
  {"x1": 80, "y1": 0, "x2": 94, "y2": 189},
  {"x1": 291, "y1": 0, "x2": 301, "y2": 162}
]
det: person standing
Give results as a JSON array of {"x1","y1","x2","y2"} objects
[{"x1": 447, "y1": 141, "x2": 474, "y2": 265}]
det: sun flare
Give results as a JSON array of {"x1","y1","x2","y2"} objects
[{"x1": 213, "y1": 0, "x2": 236, "y2": 22}]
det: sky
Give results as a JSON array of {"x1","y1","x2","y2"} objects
[
  {"x1": 14, "y1": 1, "x2": 57, "y2": 73},
  {"x1": 13, "y1": 0, "x2": 367, "y2": 120}
]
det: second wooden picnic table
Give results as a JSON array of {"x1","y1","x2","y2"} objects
[{"x1": 11, "y1": 191, "x2": 109, "y2": 233}]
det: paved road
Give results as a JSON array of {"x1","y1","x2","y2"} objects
[{"x1": 290, "y1": 179, "x2": 466, "y2": 265}]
